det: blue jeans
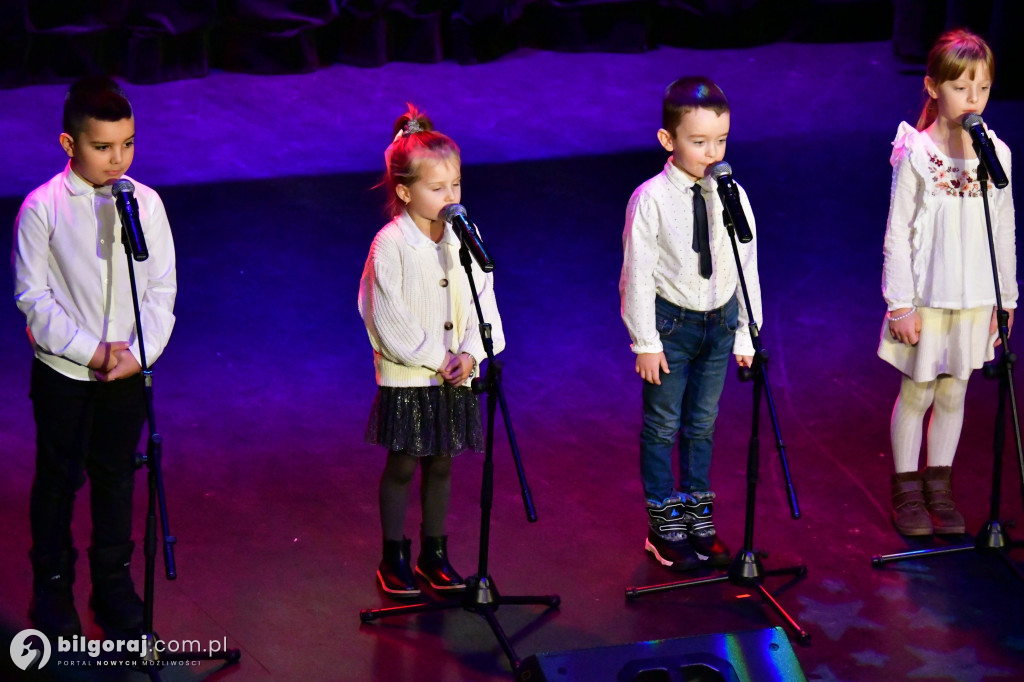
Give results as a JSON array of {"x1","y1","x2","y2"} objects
[{"x1": 640, "y1": 295, "x2": 738, "y2": 502}]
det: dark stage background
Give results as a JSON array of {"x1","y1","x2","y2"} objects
[
  {"x1": 1, "y1": 1, "x2": 1022, "y2": 93},
  {"x1": 2, "y1": 6, "x2": 1024, "y2": 682}
]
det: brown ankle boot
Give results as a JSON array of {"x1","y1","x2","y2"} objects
[
  {"x1": 923, "y1": 466, "x2": 965, "y2": 534},
  {"x1": 891, "y1": 472, "x2": 932, "y2": 536}
]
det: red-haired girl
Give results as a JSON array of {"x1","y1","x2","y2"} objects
[{"x1": 358, "y1": 105, "x2": 503, "y2": 597}]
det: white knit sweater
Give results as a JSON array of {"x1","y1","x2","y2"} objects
[{"x1": 358, "y1": 212, "x2": 504, "y2": 387}]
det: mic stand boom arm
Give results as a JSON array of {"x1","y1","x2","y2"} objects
[
  {"x1": 460, "y1": 232, "x2": 537, "y2": 524},
  {"x1": 118, "y1": 227, "x2": 240, "y2": 677},
  {"x1": 723, "y1": 213, "x2": 800, "y2": 519}
]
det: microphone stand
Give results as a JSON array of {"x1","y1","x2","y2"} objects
[
  {"x1": 872, "y1": 159, "x2": 1024, "y2": 581},
  {"x1": 360, "y1": 228, "x2": 560, "y2": 671},
  {"x1": 625, "y1": 209, "x2": 810, "y2": 644},
  {"x1": 113, "y1": 227, "x2": 241, "y2": 678}
]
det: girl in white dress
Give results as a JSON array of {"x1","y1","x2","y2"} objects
[{"x1": 879, "y1": 28, "x2": 1016, "y2": 536}]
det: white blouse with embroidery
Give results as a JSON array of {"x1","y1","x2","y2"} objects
[{"x1": 882, "y1": 121, "x2": 1017, "y2": 311}]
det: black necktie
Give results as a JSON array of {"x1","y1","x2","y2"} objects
[{"x1": 691, "y1": 184, "x2": 712, "y2": 279}]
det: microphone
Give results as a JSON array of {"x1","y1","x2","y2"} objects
[
  {"x1": 708, "y1": 162, "x2": 753, "y2": 244},
  {"x1": 111, "y1": 179, "x2": 149, "y2": 261},
  {"x1": 440, "y1": 204, "x2": 494, "y2": 272},
  {"x1": 962, "y1": 114, "x2": 1009, "y2": 189}
]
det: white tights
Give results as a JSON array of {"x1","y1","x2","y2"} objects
[{"x1": 890, "y1": 374, "x2": 969, "y2": 474}]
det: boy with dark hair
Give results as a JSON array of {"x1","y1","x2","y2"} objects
[
  {"x1": 12, "y1": 75, "x2": 176, "y2": 635},
  {"x1": 620, "y1": 76, "x2": 761, "y2": 571}
]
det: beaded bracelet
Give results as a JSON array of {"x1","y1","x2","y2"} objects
[
  {"x1": 887, "y1": 306, "x2": 917, "y2": 323},
  {"x1": 460, "y1": 351, "x2": 477, "y2": 378}
]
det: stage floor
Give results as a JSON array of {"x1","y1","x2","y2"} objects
[{"x1": 2, "y1": 41, "x2": 1024, "y2": 681}]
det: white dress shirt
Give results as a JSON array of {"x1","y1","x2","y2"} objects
[
  {"x1": 13, "y1": 162, "x2": 177, "y2": 380},
  {"x1": 620, "y1": 158, "x2": 762, "y2": 357},
  {"x1": 882, "y1": 122, "x2": 1017, "y2": 311},
  {"x1": 358, "y1": 211, "x2": 504, "y2": 387}
]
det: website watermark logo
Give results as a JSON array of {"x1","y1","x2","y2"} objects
[
  {"x1": 10, "y1": 629, "x2": 51, "y2": 670},
  {"x1": 10, "y1": 630, "x2": 228, "y2": 670},
  {"x1": 59, "y1": 634, "x2": 154, "y2": 658}
]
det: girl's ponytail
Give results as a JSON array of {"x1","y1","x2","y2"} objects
[{"x1": 381, "y1": 104, "x2": 461, "y2": 217}]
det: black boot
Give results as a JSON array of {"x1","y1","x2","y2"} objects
[
  {"x1": 88, "y1": 542, "x2": 143, "y2": 631},
  {"x1": 645, "y1": 497, "x2": 701, "y2": 572},
  {"x1": 415, "y1": 533, "x2": 466, "y2": 591},
  {"x1": 377, "y1": 538, "x2": 421, "y2": 599},
  {"x1": 683, "y1": 492, "x2": 732, "y2": 567},
  {"x1": 29, "y1": 548, "x2": 82, "y2": 638}
]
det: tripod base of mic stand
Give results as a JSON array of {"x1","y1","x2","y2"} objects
[
  {"x1": 359, "y1": 575, "x2": 560, "y2": 669},
  {"x1": 625, "y1": 551, "x2": 810, "y2": 643},
  {"x1": 872, "y1": 521, "x2": 1024, "y2": 583}
]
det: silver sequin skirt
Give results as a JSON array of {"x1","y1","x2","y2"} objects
[{"x1": 365, "y1": 385, "x2": 484, "y2": 457}]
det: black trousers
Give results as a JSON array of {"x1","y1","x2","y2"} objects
[{"x1": 29, "y1": 359, "x2": 147, "y2": 556}]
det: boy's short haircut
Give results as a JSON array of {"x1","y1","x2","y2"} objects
[
  {"x1": 63, "y1": 76, "x2": 133, "y2": 140},
  {"x1": 662, "y1": 76, "x2": 729, "y2": 132}
]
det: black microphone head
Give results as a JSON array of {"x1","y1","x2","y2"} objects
[
  {"x1": 111, "y1": 178, "x2": 135, "y2": 197},
  {"x1": 440, "y1": 203, "x2": 467, "y2": 223},
  {"x1": 708, "y1": 161, "x2": 732, "y2": 180},
  {"x1": 962, "y1": 113, "x2": 984, "y2": 131}
]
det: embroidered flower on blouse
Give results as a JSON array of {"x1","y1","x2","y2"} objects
[{"x1": 927, "y1": 152, "x2": 981, "y2": 197}]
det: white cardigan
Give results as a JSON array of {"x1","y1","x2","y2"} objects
[{"x1": 358, "y1": 211, "x2": 503, "y2": 387}]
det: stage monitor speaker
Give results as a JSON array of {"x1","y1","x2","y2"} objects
[{"x1": 516, "y1": 626, "x2": 805, "y2": 682}]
